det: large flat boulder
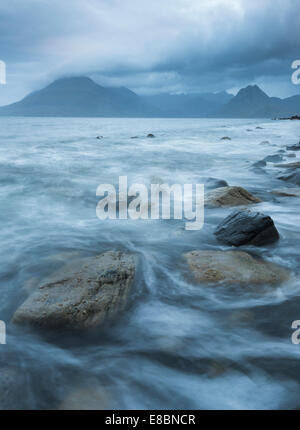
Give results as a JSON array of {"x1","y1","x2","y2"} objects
[
  {"x1": 205, "y1": 186, "x2": 261, "y2": 208},
  {"x1": 12, "y1": 251, "x2": 136, "y2": 329},
  {"x1": 184, "y1": 250, "x2": 290, "y2": 285},
  {"x1": 214, "y1": 210, "x2": 280, "y2": 246},
  {"x1": 275, "y1": 162, "x2": 300, "y2": 169}
]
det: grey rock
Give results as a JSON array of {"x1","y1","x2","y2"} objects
[
  {"x1": 264, "y1": 154, "x2": 283, "y2": 163},
  {"x1": 214, "y1": 209, "x2": 280, "y2": 246},
  {"x1": 275, "y1": 161, "x2": 300, "y2": 169},
  {"x1": 252, "y1": 160, "x2": 267, "y2": 168},
  {"x1": 220, "y1": 136, "x2": 231, "y2": 140},
  {"x1": 286, "y1": 142, "x2": 300, "y2": 151},
  {"x1": 204, "y1": 177, "x2": 229, "y2": 190},
  {"x1": 12, "y1": 251, "x2": 136, "y2": 329},
  {"x1": 278, "y1": 171, "x2": 300, "y2": 186},
  {"x1": 272, "y1": 188, "x2": 300, "y2": 197}
]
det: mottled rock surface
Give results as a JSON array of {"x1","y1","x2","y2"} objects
[
  {"x1": 13, "y1": 251, "x2": 136, "y2": 329},
  {"x1": 184, "y1": 250, "x2": 289, "y2": 285},
  {"x1": 205, "y1": 186, "x2": 261, "y2": 208}
]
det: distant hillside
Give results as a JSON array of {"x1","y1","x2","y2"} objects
[
  {"x1": 0, "y1": 77, "x2": 158, "y2": 117},
  {"x1": 143, "y1": 91, "x2": 233, "y2": 117},
  {"x1": 217, "y1": 85, "x2": 300, "y2": 118},
  {"x1": 0, "y1": 78, "x2": 299, "y2": 118}
]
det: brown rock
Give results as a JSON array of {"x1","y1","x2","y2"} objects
[
  {"x1": 184, "y1": 250, "x2": 290, "y2": 285},
  {"x1": 205, "y1": 186, "x2": 261, "y2": 208}
]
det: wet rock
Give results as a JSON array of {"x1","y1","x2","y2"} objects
[
  {"x1": 130, "y1": 136, "x2": 138, "y2": 139},
  {"x1": 275, "y1": 161, "x2": 300, "y2": 169},
  {"x1": 263, "y1": 154, "x2": 283, "y2": 163},
  {"x1": 0, "y1": 366, "x2": 31, "y2": 410},
  {"x1": 96, "y1": 136, "x2": 103, "y2": 139},
  {"x1": 12, "y1": 251, "x2": 136, "y2": 329},
  {"x1": 252, "y1": 160, "x2": 267, "y2": 168},
  {"x1": 256, "y1": 126, "x2": 263, "y2": 129},
  {"x1": 205, "y1": 186, "x2": 261, "y2": 208},
  {"x1": 272, "y1": 188, "x2": 300, "y2": 197},
  {"x1": 184, "y1": 250, "x2": 289, "y2": 285},
  {"x1": 214, "y1": 209, "x2": 280, "y2": 246},
  {"x1": 286, "y1": 153, "x2": 296, "y2": 158},
  {"x1": 286, "y1": 142, "x2": 300, "y2": 151},
  {"x1": 204, "y1": 177, "x2": 229, "y2": 190},
  {"x1": 220, "y1": 136, "x2": 231, "y2": 140},
  {"x1": 278, "y1": 171, "x2": 300, "y2": 186},
  {"x1": 260, "y1": 141, "x2": 270, "y2": 145},
  {"x1": 59, "y1": 386, "x2": 110, "y2": 410},
  {"x1": 147, "y1": 133, "x2": 155, "y2": 138}
]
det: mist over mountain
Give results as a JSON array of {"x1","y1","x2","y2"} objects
[{"x1": 0, "y1": 78, "x2": 299, "y2": 118}]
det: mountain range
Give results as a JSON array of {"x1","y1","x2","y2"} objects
[{"x1": 0, "y1": 77, "x2": 299, "y2": 118}]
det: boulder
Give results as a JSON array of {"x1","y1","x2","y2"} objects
[
  {"x1": 278, "y1": 171, "x2": 300, "y2": 186},
  {"x1": 205, "y1": 186, "x2": 261, "y2": 208},
  {"x1": 12, "y1": 251, "x2": 136, "y2": 329},
  {"x1": 147, "y1": 133, "x2": 155, "y2": 138},
  {"x1": 272, "y1": 188, "x2": 300, "y2": 197},
  {"x1": 184, "y1": 250, "x2": 290, "y2": 285},
  {"x1": 214, "y1": 210, "x2": 280, "y2": 246},
  {"x1": 220, "y1": 136, "x2": 231, "y2": 140}
]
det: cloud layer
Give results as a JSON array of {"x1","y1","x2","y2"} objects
[{"x1": 0, "y1": 0, "x2": 300, "y2": 104}]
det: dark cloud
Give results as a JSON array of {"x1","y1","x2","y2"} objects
[{"x1": 0, "y1": 0, "x2": 300, "y2": 105}]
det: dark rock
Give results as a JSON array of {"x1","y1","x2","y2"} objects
[
  {"x1": 286, "y1": 142, "x2": 300, "y2": 151},
  {"x1": 204, "y1": 177, "x2": 229, "y2": 190},
  {"x1": 252, "y1": 160, "x2": 267, "y2": 168},
  {"x1": 147, "y1": 133, "x2": 155, "y2": 138},
  {"x1": 96, "y1": 136, "x2": 103, "y2": 139},
  {"x1": 272, "y1": 188, "x2": 300, "y2": 197},
  {"x1": 256, "y1": 126, "x2": 263, "y2": 129},
  {"x1": 263, "y1": 154, "x2": 283, "y2": 163},
  {"x1": 220, "y1": 136, "x2": 231, "y2": 140},
  {"x1": 278, "y1": 171, "x2": 300, "y2": 186},
  {"x1": 214, "y1": 209, "x2": 280, "y2": 247}
]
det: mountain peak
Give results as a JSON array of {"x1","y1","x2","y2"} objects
[
  {"x1": 237, "y1": 84, "x2": 268, "y2": 99},
  {"x1": 45, "y1": 76, "x2": 100, "y2": 90}
]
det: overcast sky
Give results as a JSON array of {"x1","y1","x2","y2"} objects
[{"x1": 0, "y1": 0, "x2": 299, "y2": 105}]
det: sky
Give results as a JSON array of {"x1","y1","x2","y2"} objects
[{"x1": 0, "y1": 0, "x2": 300, "y2": 105}]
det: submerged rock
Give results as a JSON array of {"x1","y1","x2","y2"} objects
[
  {"x1": 264, "y1": 154, "x2": 283, "y2": 163},
  {"x1": 184, "y1": 250, "x2": 289, "y2": 285},
  {"x1": 214, "y1": 210, "x2": 280, "y2": 246},
  {"x1": 252, "y1": 160, "x2": 267, "y2": 168},
  {"x1": 59, "y1": 386, "x2": 110, "y2": 410},
  {"x1": 286, "y1": 142, "x2": 300, "y2": 151},
  {"x1": 272, "y1": 188, "x2": 300, "y2": 197},
  {"x1": 205, "y1": 186, "x2": 261, "y2": 208},
  {"x1": 0, "y1": 366, "x2": 31, "y2": 410},
  {"x1": 12, "y1": 251, "x2": 136, "y2": 329},
  {"x1": 275, "y1": 161, "x2": 300, "y2": 169},
  {"x1": 204, "y1": 177, "x2": 229, "y2": 190},
  {"x1": 278, "y1": 171, "x2": 300, "y2": 186}
]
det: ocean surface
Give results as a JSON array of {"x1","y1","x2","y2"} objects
[{"x1": 1, "y1": 117, "x2": 300, "y2": 410}]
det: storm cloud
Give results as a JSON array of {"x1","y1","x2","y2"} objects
[{"x1": 0, "y1": 0, "x2": 299, "y2": 105}]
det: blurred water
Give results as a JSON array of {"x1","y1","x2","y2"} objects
[{"x1": 0, "y1": 117, "x2": 300, "y2": 409}]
